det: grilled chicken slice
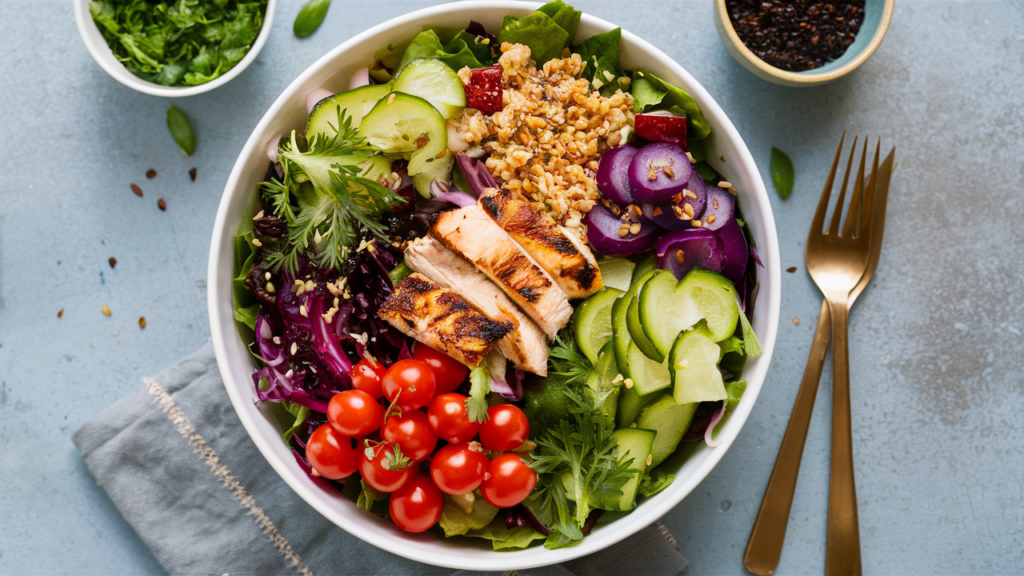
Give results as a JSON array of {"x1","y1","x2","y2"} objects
[
  {"x1": 478, "y1": 187, "x2": 603, "y2": 299},
  {"x1": 431, "y1": 205, "x2": 573, "y2": 339},
  {"x1": 378, "y1": 273, "x2": 512, "y2": 368},
  {"x1": 404, "y1": 236, "x2": 549, "y2": 376}
]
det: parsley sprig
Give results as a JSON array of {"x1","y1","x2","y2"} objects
[{"x1": 261, "y1": 111, "x2": 404, "y2": 274}]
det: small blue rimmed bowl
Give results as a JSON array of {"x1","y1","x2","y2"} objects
[{"x1": 714, "y1": 0, "x2": 894, "y2": 87}]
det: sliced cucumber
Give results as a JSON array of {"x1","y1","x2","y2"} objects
[
  {"x1": 305, "y1": 83, "x2": 392, "y2": 142},
  {"x1": 606, "y1": 428, "x2": 656, "y2": 511},
  {"x1": 677, "y1": 269, "x2": 741, "y2": 342},
  {"x1": 635, "y1": 394, "x2": 698, "y2": 467},
  {"x1": 627, "y1": 342, "x2": 671, "y2": 397},
  {"x1": 359, "y1": 92, "x2": 447, "y2": 177},
  {"x1": 612, "y1": 270, "x2": 657, "y2": 376},
  {"x1": 630, "y1": 253, "x2": 659, "y2": 285},
  {"x1": 411, "y1": 150, "x2": 454, "y2": 198},
  {"x1": 392, "y1": 59, "x2": 466, "y2": 120},
  {"x1": 615, "y1": 384, "x2": 659, "y2": 429},
  {"x1": 627, "y1": 290, "x2": 663, "y2": 362},
  {"x1": 597, "y1": 257, "x2": 636, "y2": 292},
  {"x1": 638, "y1": 270, "x2": 703, "y2": 358},
  {"x1": 574, "y1": 287, "x2": 623, "y2": 365},
  {"x1": 585, "y1": 341, "x2": 620, "y2": 429},
  {"x1": 669, "y1": 330, "x2": 727, "y2": 405}
]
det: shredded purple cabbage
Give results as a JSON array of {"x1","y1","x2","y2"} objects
[
  {"x1": 455, "y1": 152, "x2": 499, "y2": 197},
  {"x1": 750, "y1": 244, "x2": 764, "y2": 268}
]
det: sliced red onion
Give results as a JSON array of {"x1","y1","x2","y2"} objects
[
  {"x1": 305, "y1": 88, "x2": 333, "y2": 114},
  {"x1": 705, "y1": 402, "x2": 728, "y2": 447},
  {"x1": 255, "y1": 316, "x2": 286, "y2": 367},
  {"x1": 750, "y1": 244, "x2": 764, "y2": 268},
  {"x1": 455, "y1": 152, "x2": 499, "y2": 197},
  {"x1": 348, "y1": 68, "x2": 370, "y2": 90},
  {"x1": 430, "y1": 179, "x2": 476, "y2": 207},
  {"x1": 266, "y1": 133, "x2": 283, "y2": 164},
  {"x1": 397, "y1": 341, "x2": 414, "y2": 362},
  {"x1": 520, "y1": 503, "x2": 552, "y2": 535},
  {"x1": 309, "y1": 296, "x2": 354, "y2": 376}
]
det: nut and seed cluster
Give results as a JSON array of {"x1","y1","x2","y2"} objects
[{"x1": 457, "y1": 42, "x2": 635, "y2": 232}]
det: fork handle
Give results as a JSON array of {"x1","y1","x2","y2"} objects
[
  {"x1": 744, "y1": 300, "x2": 831, "y2": 575},
  {"x1": 826, "y1": 296, "x2": 862, "y2": 576}
]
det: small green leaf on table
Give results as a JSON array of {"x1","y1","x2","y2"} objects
[
  {"x1": 770, "y1": 146, "x2": 794, "y2": 198},
  {"x1": 294, "y1": 0, "x2": 331, "y2": 38},
  {"x1": 166, "y1": 105, "x2": 195, "y2": 156}
]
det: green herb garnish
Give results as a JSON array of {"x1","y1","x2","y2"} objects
[
  {"x1": 293, "y1": 0, "x2": 331, "y2": 38},
  {"x1": 261, "y1": 111, "x2": 403, "y2": 274},
  {"x1": 465, "y1": 364, "x2": 492, "y2": 424},
  {"x1": 770, "y1": 147, "x2": 795, "y2": 198},
  {"x1": 166, "y1": 105, "x2": 195, "y2": 156},
  {"x1": 89, "y1": 0, "x2": 268, "y2": 87}
]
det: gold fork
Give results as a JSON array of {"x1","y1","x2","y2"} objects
[{"x1": 744, "y1": 135, "x2": 895, "y2": 576}]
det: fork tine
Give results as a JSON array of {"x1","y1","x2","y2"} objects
[
  {"x1": 811, "y1": 132, "x2": 846, "y2": 236},
  {"x1": 828, "y1": 135, "x2": 858, "y2": 236},
  {"x1": 842, "y1": 138, "x2": 869, "y2": 238},
  {"x1": 856, "y1": 139, "x2": 881, "y2": 239}
]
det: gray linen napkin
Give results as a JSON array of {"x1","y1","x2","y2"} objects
[{"x1": 73, "y1": 343, "x2": 688, "y2": 576}]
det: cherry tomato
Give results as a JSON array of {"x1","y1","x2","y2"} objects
[
  {"x1": 381, "y1": 409, "x2": 438, "y2": 462},
  {"x1": 389, "y1": 474, "x2": 444, "y2": 533},
  {"x1": 350, "y1": 358, "x2": 386, "y2": 399},
  {"x1": 481, "y1": 453, "x2": 537, "y2": 508},
  {"x1": 429, "y1": 442, "x2": 488, "y2": 495},
  {"x1": 478, "y1": 404, "x2": 530, "y2": 451},
  {"x1": 305, "y1": 424, "x2": 360, "y2": 480},
  {"x1": 382, "y1": 359, "x2": 437, "y2": 411},
  {"x1": 412, "y1": 342, "x2": 469, "y2": 394},
  {"x1": 359, "y1": 442, "x2": 416, "y2": 493},
  {"x1": 328, "y1": 390, "x2": 384, "y2": 437},
  {"x1": 427, "y1": 393, "x2": 481, "y2": 444}
]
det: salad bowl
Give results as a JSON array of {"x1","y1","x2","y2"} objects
[{"x1": 207, "y1": 1, "x2": 781, "y2": 570}]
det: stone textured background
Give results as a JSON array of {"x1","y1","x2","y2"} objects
[{"x1": 1, "y1": 1, "x2": 1021, "y2": 574}]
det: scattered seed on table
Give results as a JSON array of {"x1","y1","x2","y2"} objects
[
  {"x1": 189, "y1": 167, "x2": 197, "y2": 181},
  {"x1": 793, "y1": 318, "x2": 800, "y2": 325},
  {"x1": 57, "y1": 308, "x2": 64, "y2": 318},
  {"x1": 139, "y1": 317, "x2": 147, "y2": 328},
  {"x1": 102, "y1": 306, "x2": 112, "y2": 317},
  {"x1": 131, "y1": 183, "x2": 143, "y2": 197},
  {"x1": 146, "y1": 169, "x2": 157, "y2": 179},
  {"x1": 787, "y1": 266, "x2": 797, "y2": 273},
  {"x1": 109, "y1": 257, "x2": 117, "y2": 268},
  {"x1": 158, "y1": 198, "x2": 167, "y2": 211}
]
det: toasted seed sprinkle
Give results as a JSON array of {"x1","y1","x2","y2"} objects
[
  {"x1": 718, "y1": 181, "x2": 733, "y2": 188},
  {"x1": 706, "y1": 214, "x2": 717, "y2": 224},
  {"x1": 57, "y1": 308, "x2": 64, "y2": 318},
  {"x1": 305, "y1": 280, "x2": 316, "y2": 292},
  {"x1": 671, "y1": 192, "x2": 683, "y2": 204},
  {"x1": 793, "y1": 318, "x2": 800, "y2": 325},
  {"x1": 623, "y1": 378, "x2": 634, "y2": 389},
  {"x1": 653, "y1": 206, "x2": 663, "y2": 216},
  {"x1": 264, "y1": 272, "x2": 271, "y2": 281},
  {"x1": 629, "y1": 222, "x2": 642, "y2": 235},
  {"x1": 131, "y1": 184, "x2": 143, "y2": 197},
  {"x1": 601, "y1": 199, "x2": 611, "y2": 208},
  {"x1": 102, "y1": 306, "x2": 112, "y2": 317},
  {"x1": 719, "y1": 155, "x2": 726, "y2": 162},
  {"x1": 676, "y1": 249, "x2": 685, "y2": 264},
  {"x1": 290, "y1": 342, "x2": 298, "y2": 355},
  {"x1": 612, "y1": 374, "x2": 624, "y2": 384},
  {"x1": 139, "y1": 316, "x2": 146, "y2": 328},
  {"x1": 299, "y1": 304, "x2": 308, "y2": 318},
  {"x1": 692, "y1": 219, "x2": 703, "y2": 228},
  {"x1": 310, "y1": 468, "x2": 321, "y2": 477},
  {"x1": 673, "y1": 205, "x2": 685, "y2": 219},
  {"x1": 727, "y1": 186, "x2": 737, "y2": 196},
  {"x1": 787, "y1": 266, "x2": 797, "y2": 273},
  {"x1": 252, "y1": 238, "x2": 263, "y2": 247},
  {"x1": 683, "y1": 203, "x2": 694, "y2": 218},
  {"x1": 648, "y1": 170, "x2": 657, "y2": 181},
  {"x1": 664, "y1": 165, "x2": 675, "y2": 179},
  {"x1": 189, "y1": 167, "x2": 197, "y2": 181},
  {"x1": 618, "y1": 227, "x2": 629, "y2": 238},
  {"x1": 628, "y1": 204, "x2": 641, "y2": 219},
  {"x1": 646, "y1": 454, "x2": 653, "y2": 466},
  {"x1": 146, "y1": 169, "x2": 157, "y2": 179},
  {"x1": 685, "y1": 152, "x2": 696, "y2": 164},
  {"x1": 157, "y1": 198, "x2": 167, "y2": 211},
  {"x1": 108, "y1": 257, "x2": 117, "y2": 268},
  {"x1": 387, "y1": 93, "x2": 396, "y2": 105},
  {"x1": 253, "y1": 210, "x2": 265, "y2": 221},
  {"x1": 285, "y1": 369, "x2": 294, "y2": 379},
  {"x1": 685, "y1": 189, "x2": 697, "y2": 199},
  {"x1": 266, "y1": 282, "x2": 275, "y2": 293},
  {"x1": 609, "y1": 203, "x2": 621, "y2": 216},
  {"x1": 273, "y1": 336, "x2": 282, "y2": 345}
]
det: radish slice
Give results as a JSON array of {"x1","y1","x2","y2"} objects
[
  {"x1": 628, "y1": 142, "x2": 694, "y2": 204},
  {"x1": 702, "y1": 186, "x2": 736, "y2": 231},
  {"x1": 584, "y1": 203, "x2": 658, "y2": 256},
  {"x1": 305, "y1": 88, "x2": 333, "y2": 114},
  {"x1": 348, "y1": 68, "x2": 370, "y2": 90},
  {"x1": 640, "y1": 170, "x2": 707, "y2": 230},
  {"x1": 596, "y1": 144, "x2": 638, "y2": 204},
  {"x1": 655, "y1": 229, "x2": 724, "y2": 280},
  {"x1": 716, "y1": 217, "x2": 749, "y2": 282}
]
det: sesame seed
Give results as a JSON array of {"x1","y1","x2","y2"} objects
[
  {"x1": 101, "y1": 306, "x2": 112, "y2": 317},
  {"x1": 189, "y1": 168, "x2": 197, "y2": 181},
  {"x1": 719, "y1": 155, "x2": 726, "y2": 162},
  {"x1": 305, "y1": 280, "x2": 315, "y2": 292},
  {"x1": 652, "y1": 207, "x2": 663, "y2": 216},
  {"x1": 676, "y1": 249, "x2": 685, "y2": 264},
  {"x1": 290, "y1": 342, "x2": 298, "y2": 355},
  {"x1": 57, "y1": 308, "x2": 64, "y2": 318},
  {"x1": 285, "y1": 369, "x2": 294, "y2": 379},
  {"x1": 671, "y1": 192, "x2": 684, "y2": 204},
  {"x1": 612, "y1": 374, "x2": 624, "y2": 384},
  {"x1": 252, "y1": 238, "x2": 263, "y2": 247},
  {"x1": 685, "y1": 152, "x2": 696, "y2": 164},
  {"x1": 683, "y1": 203, "x2": 694, "y2": 218},
  {"x1": 157, "y1": 198, "x2": 166, "y2": 211},
  {"x1": 310, "y1": 468, "x2": 320, "y2": 477},
  {"x1": 272, "y1": 336, "x2": 281, "y2": 345},
  {"x1": 264, "y1": 272, "x2": 271, "y2": 281},
  {"x1": 673, "y1": 205, "x2": 685, "y2": 219},
  {"x1": 648, "y1": 170, "x2": 657, "y2": 181},
  {"x1": 718, "y1": 181, "x2": 733, "y2": 188},
  {"x1": 146, "y1": 169, "x2": 157, "y2": 179},
  {"x1": 131, "y1": 184, "x2": 143, "y2": 197},
  {"x1": 794, "y1": 318, "x2": 800, "y2": 325},
  {"x1": 685, "y1": 189, "x2": 697, "y2": 199},
  {"x1": 253, "y1": 210, "x2": 265, "y2": 221},
  {"x1": 787, "y1": 266, "x2": 797, "y2": 273},
  {"x1": 618, "y1": 227, "x2": 629, "y2": 238},
  {"x1": 139, "y1": 317, "x2": 146, "y2": 328},
  {"x1": 692, "y1": 219, "x2": 703, "y2": 228},
  {"x1": 664, "y1": 165, "x2": 675, "y2": 179},
  {"x1": 629, "y1": 222, "x2": 641, "y2": 235},
  {"x1": 108, "y1": 257, "x2": 117, "y2": 268},
  {"x1": 299, "y1": 305, "x2": 308, "y2": 318},
  {"x1": 646, "y1": 454, "x2": 653, "y2": 466},
  {"x1": 387, "y1": 93, "x2": 396, "y2": 105},
  {"x1": 314, "y1": 229, "x2": 322, "y2": 245},
  {"x1": 706, "y1": 214, "x2": 717, "y2": 224},
  {"x1": 266, "y1": 282, "x2": 275, "y2": 293},
  {"x1": 610, "y1": 204, "x2": 621, "y2": 216},
  {"x1": 623, "y1": 378, "x2": 634, "y2": 389}
]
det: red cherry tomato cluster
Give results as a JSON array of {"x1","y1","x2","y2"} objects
[{"x1": 303, "y1": 342, "x2": 538, "y2": 533}]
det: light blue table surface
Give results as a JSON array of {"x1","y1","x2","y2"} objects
[{"x1": 2, "y1": 1, "x2": 1022, "y2": 574}]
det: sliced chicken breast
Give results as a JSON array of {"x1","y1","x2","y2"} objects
[
  {"x1": 478, "y1": 187, "x2": 603, "y2": 299},
  {"x1": 378, "y1": 273, "x2": 512, "y2": 368},
  {"x1": 431, "y1": 205, "x2": 573, "y2": 339},
  {"x1": 404, "y1": 236, "x2": 549, "y2": 376}
]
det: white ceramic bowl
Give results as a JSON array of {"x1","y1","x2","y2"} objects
[
  {"x1": 73, "y1": 0, "x2": 276, "y2": 97},
  {"x1": 208, "y1": 2, "x2": 781, "y2": 570}
]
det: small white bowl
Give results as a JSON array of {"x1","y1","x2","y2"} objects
[
  {"x1": 73, "y1": 0, "x2": 276, "y2": 97},
  {"x1": 208, "y1": 1, "x2": 781, "y2": 570}
]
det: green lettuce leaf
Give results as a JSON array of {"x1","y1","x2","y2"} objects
[
  {"x1": 631, "y1": 71, "x2": 711, "y2": 140},
  {"x1": 497, "y1": 12, "x2": 569, "y2": 65},
  {"x1": 573, "y1": 28, "x2": 627, "y2": 94},
  {"x1": 395, "y1": 30, "x2": 485, "y2": 76},
  {"x1": 356, "y1": 480, "x2": 389, "y2": 515},
  {"x1": 535, "y1": 0, "x2": 581, "y2": 44},
  {"x1": 639, "y1": 467, "x2": 675, "y2": 497},
  {"x1": 439, "y1": 493, "x2": 499, "y2": 537},
  {"x1": 464, "y1": 516, "x2": 547, "y2": 551}
]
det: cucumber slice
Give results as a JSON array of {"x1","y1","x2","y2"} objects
[
  {"x1": 627, "y1": 290, "x2": 663, "y2": 362},
  {"x1": 627, "y1": 342, "x2": 670, "y2": 397},
  {"x1": 635, "y1": 394, "x2": 698, "y2": 467},
  {"x1": 305, "y1": 84, "x2": 392, "y2": 142},
  {"x1": 359, "y1": 92, "x2": 447, "y2": 177},
  {"x1": 392, "y1": 59, "x2": 466, "y2": 120},
  {"x1": 597, "y1": 257, "x2": 635, "y2": 291},
  {"x1": 677, "y1": 269, "x2": 740, "y2": 342},
  {"x1": 669, "y1": 330, "x2": 727, "y2": 405},
  {"x1": 612, "y1": 270, "x2": 657, "y2": 376},
  {"x1": 411, "y1": 150, "x2": 454, "y2": 198},
  {"x1": 574, "y1": 288, "x2": 623, "y2": 365},
  {"x1": 585, "y1": 341, "x2": 620, "y2": 429},
  {"x1": 630, "y1": 253, "x2": 658, "y2": 284},
  {"x1": 607, "y1": 428, "x2": 656, "y2": 511},
  {"x1": 615, "y1": 384, "x2": 659, "y2": 429},
  {"x1": 638, "y1": 270, "x2": 703, "y2": 358}
]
